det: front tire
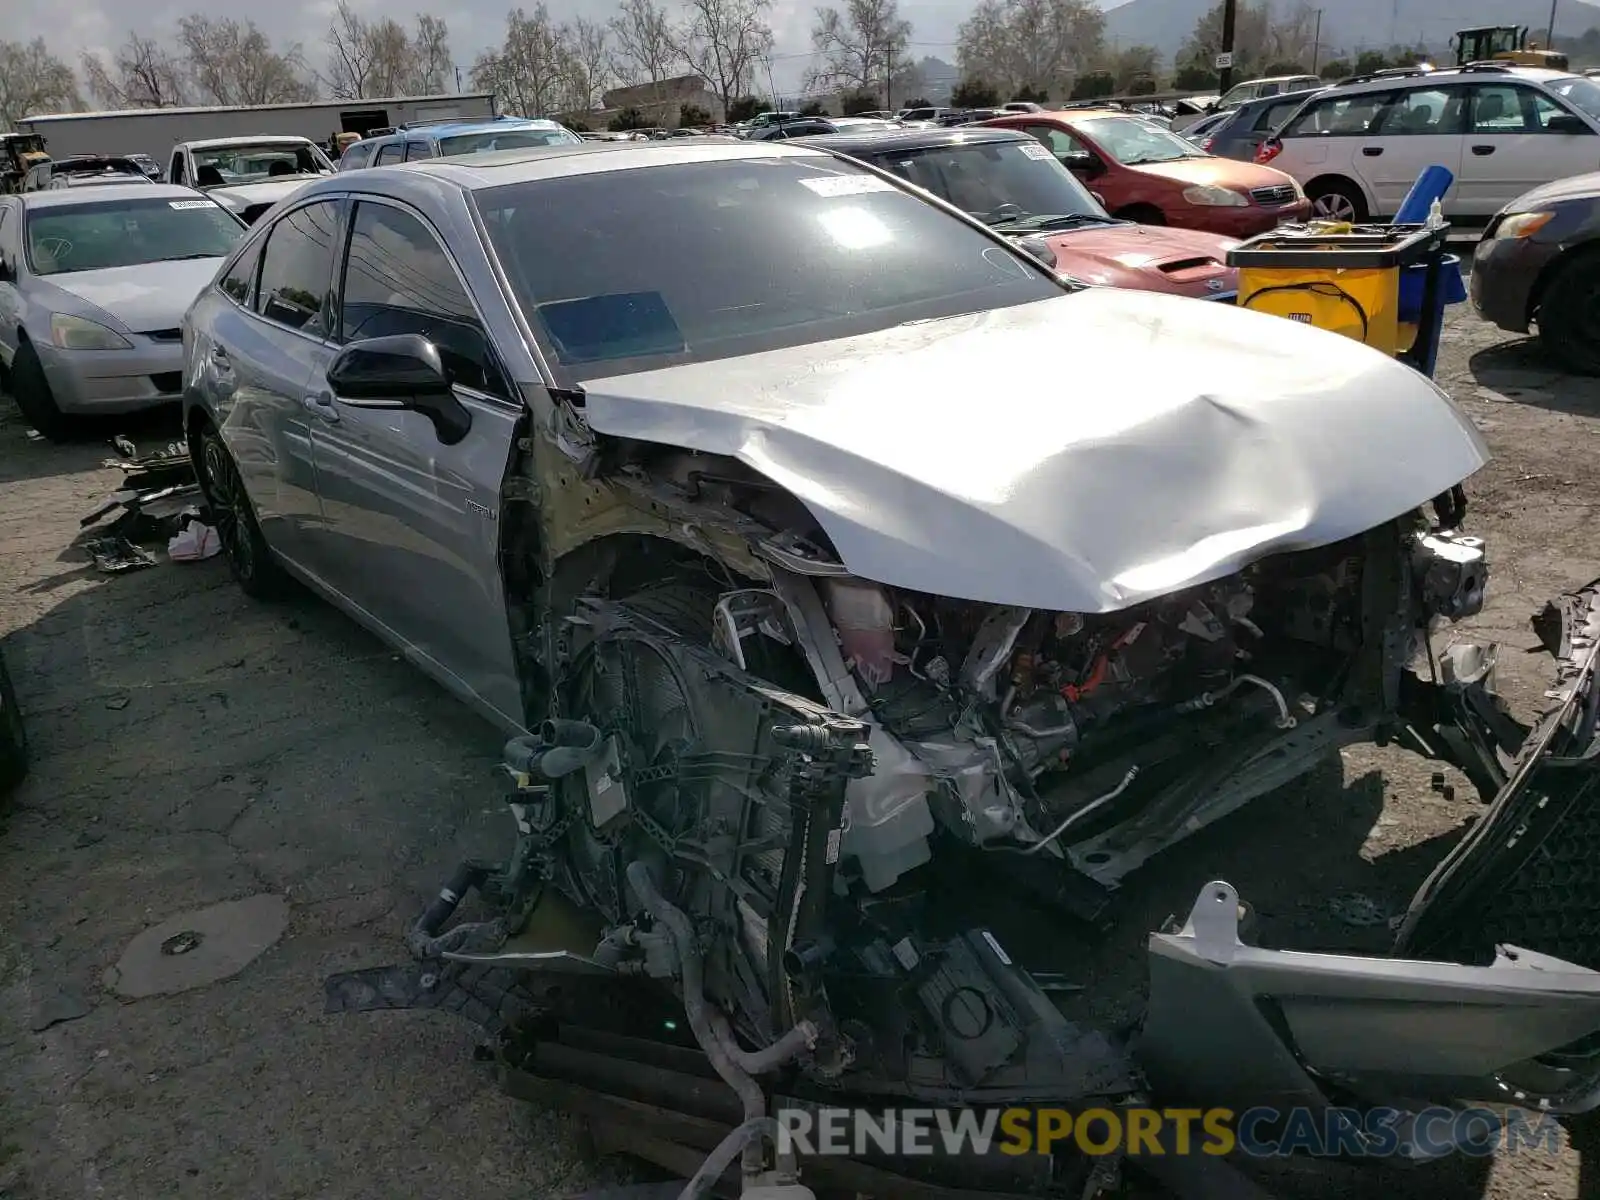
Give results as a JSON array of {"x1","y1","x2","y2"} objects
[
  {"x1": 1537, "y1": 251, "x2": 1600, "y2": 376},
  {"x1": 10, "y1": 341, "x2": 70, "y2": 442},
  {"x1": 195, "y1": 427, "x2": 291, "y2": 599}
]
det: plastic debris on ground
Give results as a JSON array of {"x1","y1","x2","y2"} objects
[
  {"x1": 168, "y1": 520, "x2": 222, "y2": 562},
  {"x1": 78, "y1": 434, "x2": 207, "y2": 566},
  {"x1": 83, "y1": 536, "x2": 158, "y2": 574}
]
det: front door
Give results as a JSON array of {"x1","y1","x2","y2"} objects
[
  {"x1": 308, "y1": 196, "x2": 523, "y2": 727},
  {"x1": 1457, "y1": 83, "x2": 1600, "y2": 216},
  {"x1": 1354, "y1": 85, "x2": 1466, "y2": 217},
  {"x1": 205, "y1": 199, "x2": 345, "y2": 566}
]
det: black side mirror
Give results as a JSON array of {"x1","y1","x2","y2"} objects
[
  {"x1": 1064, "y1": 152, "x2": 1103, "y2": 176},
  {"x1": 1547, "y1": 113, "x2": 1591, "y2": 135},
  {"x1": 326, "y1": 333, "x2": 473, "y2": 445}
]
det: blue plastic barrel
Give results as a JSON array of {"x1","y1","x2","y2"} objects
[
  {"x1": 1395, "y1": 165, "x2": 1455, "y2": 224},
  {"x1": 1398, "y1": 255, "x2": 1467, "y2": 322}
]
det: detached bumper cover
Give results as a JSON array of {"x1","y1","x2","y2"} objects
[{"x1": 1139, "y1": 580, "x2": 1600, "y2": 1125}]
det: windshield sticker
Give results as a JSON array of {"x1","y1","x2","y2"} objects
[
  {"x1": 169, "y1": 200, "x2": 214, "y2": 210},
  {"x1": 1019, "y1": 142, "x2": 1054, "y2": 160},
  {"x1": 799, "y1": 174, "x2": 896, "y2": 197}
]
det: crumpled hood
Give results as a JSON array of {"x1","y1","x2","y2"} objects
[
  {"x1": 1040, "y1": 223, "x2": 1236, "y2": 294},
  {"x1": 41, "y1": 259, "x2": 225, "y2": 333},
  {"x1": 206, "y1": 177, "x2": 316, "y2": 210},
  {"x1": 580, "y1": 288, "x2": 1489, "y2": 612}
]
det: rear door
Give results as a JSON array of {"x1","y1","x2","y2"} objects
[
  {"x1": 308, "y1": 195, "x2": 523, "y2": 724},
  {"x1": 1232, "y1": 96, "x2": 1312, "y2": 160},
  {"x1": 1457, "y1": 82, "x2": 1600, "y2": 216},
  {"x1": 1355, "y1": 84, "x2": 1466, "y2": 216}
]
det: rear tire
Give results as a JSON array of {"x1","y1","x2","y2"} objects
[
  {"x1": 1536, "y1": 251, "x2": 1600, "y2": 376},
  {"x1": 10, "y1": 341, "x2": 71, "y2": 442},
  {"x1": 0, "y1": 646, "x2": 28, "y2": 796},
  {"x1": 1306, "y1": 177, "x2": 1368, "y2": 224},
  {"x1": 194, "y1": 426, "x2": 291, "y2": 599}
]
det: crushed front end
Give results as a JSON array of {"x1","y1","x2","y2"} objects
[{"x1": 327, "y1": 456, "x2": 1600, "y2": 1194}]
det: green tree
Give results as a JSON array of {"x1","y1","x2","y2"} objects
[
  {"x1": 1127, "y1": 76, "x2": 1158, "y2": 95},
  {"x1": 1318, "y1": 58, "x2": 1350, "y2": 79},
  {"x1": 1352, "y1": 49, "x2": 1390, "y2": 75},
  {"x1": 1263, "y1": 59, "x2": 1305, "y2": 74},
  {"x1": 726, "y1": 94, "x2": 766, "y2": 121},
  {"x1": 608, "y1": 105, "x2": 649, "y2": 129},
  {"x1": 902, "y1": 94, "x2": 931, "y2": 107},
  {"x1": 679, "y1": 101, "x2": 713, "y2": 126},
  {"x1": 798, "y1": 98, "x2": 828, "y2": 115},
  {"x1": 1173, "y1": 62, "x2": 1218, "y2": 90},
  {"x1": 1011, "y1": 83, "x2": 1049, "y2": 102},
  {"x1": 951, "y1": 76, "x2": 1000, "y2": 106},
  {"x1": 841, "y1": 87, "x2": 881, "y2": 113},
  {"x1": 1069, "y1": 69, "x2": 1114, "y2": 99}
]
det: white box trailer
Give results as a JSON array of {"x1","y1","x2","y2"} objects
[{"x1": 18, "y1": 93, "x2": 498, "y2": 168}]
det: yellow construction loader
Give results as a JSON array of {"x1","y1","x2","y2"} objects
[
  {"x1": 1454, "y1": 25, "x2": 1570, "y2": 70},
  {"x1": 1, "y1": 133, "x2": 49, "y2": 194}
]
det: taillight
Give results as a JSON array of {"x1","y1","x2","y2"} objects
[
  {"x1": 1256, "y1": 139, "x2": 1282, "y2": 164},
  {"x1": 1200, "y1": 137, "x2": 1215, "y2": 151}
]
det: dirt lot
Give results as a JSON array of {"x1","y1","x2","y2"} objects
[{"x1": 2, "y1": 300, "x2": 1599, "y2": 1200}]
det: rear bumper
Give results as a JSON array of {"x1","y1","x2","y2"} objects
[{"x1": 34, "y1": 335, "x2": 184, "y2": 414}]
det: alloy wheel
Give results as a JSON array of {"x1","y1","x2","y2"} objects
[
  {"x1": 1313, "y1": 193, "x2": 1356, "y2": 222},
  {"x1": 201, "y1": 438, "x2": 256, "y2": 583}
]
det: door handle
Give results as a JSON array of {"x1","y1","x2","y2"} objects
[
  {"x1": 1361, "y1": 146, "x2": 1384, "y2": 156},
  {"x1": 301, "y1": 393, "x2": 341, "y2": 423},
  {"x1": 1471, "y1": 144, "x2": 1496, "y2": 156}
]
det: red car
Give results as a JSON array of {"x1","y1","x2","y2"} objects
[
  {"x1": 806, "y1": 125, "x2": 1242, "y2": 300},
  {"x1": 982, "y1": 109, "x2": 1312, "y2": 237}
]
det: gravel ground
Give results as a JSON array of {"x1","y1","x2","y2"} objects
[{"x1": 1, "y1": 299, "x2": 1599, "y2": 1200}]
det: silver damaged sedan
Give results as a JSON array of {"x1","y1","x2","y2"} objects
[
  {"x1": 182, "y1": 139, "x2": 1600, "y2": 1191},
  {"x1": 0, "y1": 183, "x2": 245, "y2": 439}
]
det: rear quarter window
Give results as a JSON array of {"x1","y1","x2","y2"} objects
[{"x1": 1282, "y1": 90, "x2": 1397, "y2": 137}]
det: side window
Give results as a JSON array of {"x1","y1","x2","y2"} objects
[
  {"x1": 403, "y1": 141, "x2": 433, "y2": 161},
  {"x1": 1255, "y1": 99, "x2": 1303, "y2": 131},
  {"x1": 339, "y1": 201, "x2": 509, "y2": 399},
  {"x1": 254, "y1": 200, "x2": 340, "y2": 334},
  {"x1": 1282, "y1": 90, "x2": 1397, "y2": 137},
  {"x1": 218, "y1": 239, "x2": 263, "y2": 307},
  {"x1": 1023, "y1": 124, "x2": 1095, "y2": 166},
  {"x1": 0, "y1": 207, "x2": 11, "y2": 273},
  {"x1": 1526, "y1": 89, "x2": 1592, "y2": 133},
  {"x1": 1470, "y1": 86, "x2": 1528, "y2": 133},
  {"x1": 1373, "y1": 87, "x2": 1466, "y2": 135},
  {"x1": 374, "y1": 142, "x2": 404, "y2": 166},
  {"x1": 170, "y1": 154, "x2": 186, "y2": 184}
]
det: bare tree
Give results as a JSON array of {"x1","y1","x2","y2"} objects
[
  {"x1": 1107, "y1": 43, "x2": 1160, "y2": 91},
  {"x1": 0, "y1": 38, "x2": 83, "y2": 126},
  {"x1": 470, "y1": 5, "x2": 568, "y2": 117},
  {"x1": 1179, "y1": 1, "x2": 1317, "y2": 78},
  {"x1": 608, "y1": 0, "x2": 678, "y2": 86},
  {"x1": 956, "y1": 0, "x2": 1104, "y2": 98},
  {"x1": 325, "y1": 2, "x2": 452, "y2": 99},
  {"x1": 806, "y1": 0, "x2": 911, "y2": 98},
  {"x1": 669, "y1": 0, "x2": 774, "y2": 120},
  {"x1": 408, "y1": 14, "x2": 454, "y2": 94},
  {"x1": 82, "y1": 34, "x2": 188, "y2": 108},
  {"x1": 558, "y1": 18, "x2": 612, "y2": 111},
  {"x1": 178, "y1": 16, "x2": 314, "y2": 106}
]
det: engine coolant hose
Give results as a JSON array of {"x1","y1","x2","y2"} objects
[
  {"x1": 678, "y1": 1117, "x2": 781, "y2": 1200},
  {"x1": 626, "y1": 861, "x2": 817, "y2": 1178}
]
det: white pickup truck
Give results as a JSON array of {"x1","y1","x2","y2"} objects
[{"x1": 166, "y1": 135, "x2": 335, "y2": 224}]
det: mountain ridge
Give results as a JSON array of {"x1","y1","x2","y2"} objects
[{"x1": 1102, "y1": 0, "x2": 1600, "y2": 63}]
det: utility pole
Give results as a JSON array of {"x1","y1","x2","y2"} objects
[
  {"x1": 1311, "y1": 9, "x2": 1323, "y2": 73},
  {"x1": 1217, "y1": 0, "x2": 1238, "y2": 94},
  {"x1": 1547, "y1": 0, "x2": 1560, "y2": 48},
  {"x1": 886, "y1": 42, "x2": 894, "y2": 112}
]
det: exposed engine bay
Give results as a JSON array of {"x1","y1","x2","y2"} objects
[{"x1": 327, "y1": 438, "x2": 1600, "y2": 1199}]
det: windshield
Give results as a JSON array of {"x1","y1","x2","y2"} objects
[
  {"x1": 438, "y1": 127, "x2": 582, "y2": 155},
  {"x1": 477, "y1": 157, "x2": 1061, "y2": 379},
  {"x1": 1075, "y1": 115, "x2": 1203, "y2": 164},
  {"x1": 1549, "y1": 75, "x2": 1600, "y2": 120},
  {"x1": 193, "y1": 142, "x2": 331, "y2": 184},
  {"x1": 26, "y1": 196, "x2": 244, "y2": 275},
  {"x1": 867, "y1": 139, "x2": 1109, "y2": 228}
]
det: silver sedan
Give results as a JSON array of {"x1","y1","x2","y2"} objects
[{"x1": 0, "y1": 183, "x2": 246, "y2": 440}]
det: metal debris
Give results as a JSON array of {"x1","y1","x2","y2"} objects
[{"x1": 83, "y1": 536, "x2": 157, "y2": 574}]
